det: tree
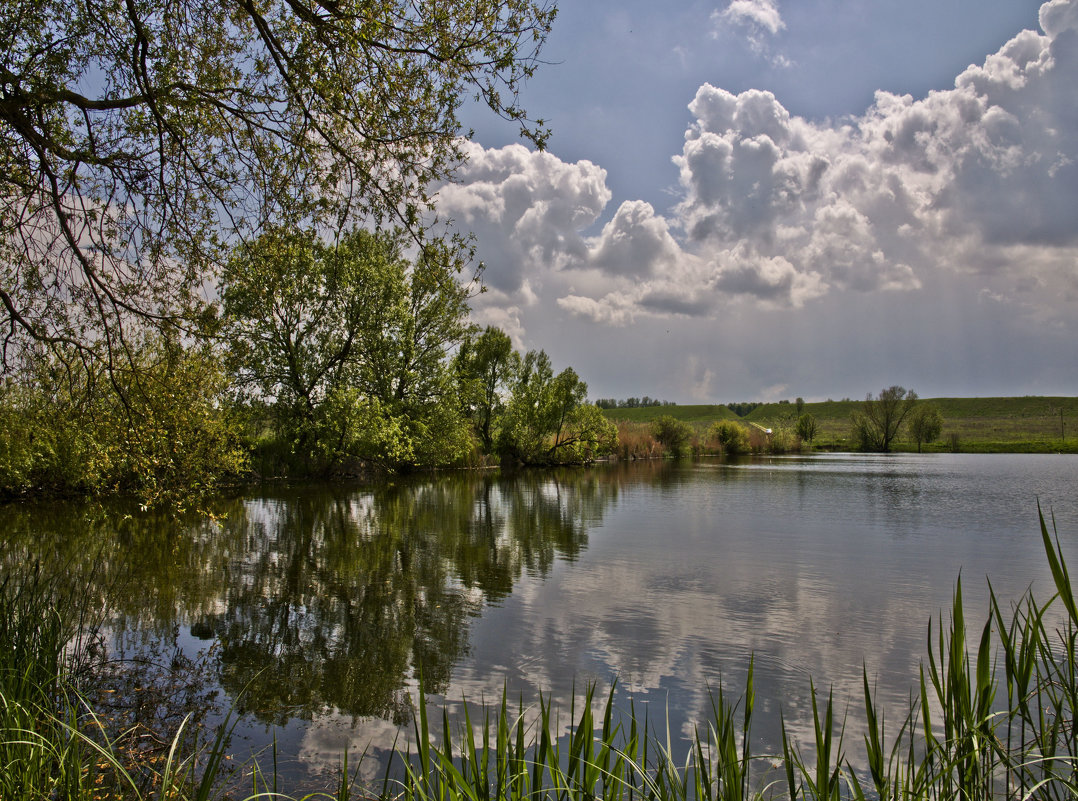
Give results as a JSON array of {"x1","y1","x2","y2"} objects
[
  {"x1": 908, "y1": 404, "x2": 943, "y2": 453},
  {"x1": 796, "y1": 413, "x2": 818, "y2": 444},
  {"x1": 651, "y1": 416, "x2": 693, "y2": 458},
  {"x1": 0, "y1": 0, "x2": 556, "y2": 369},
  {"x1": 497, "y1": 351, "x2": 617, "y2": 465},
  {"x1": 851, "y1": 386, "x2": 919, "y2": 452},
  {"x1": 221, "y1": 227, "x2": 472, "y2": 469},
  {"x1": 453, "y1": 326, "x2": 515, "y2": 452}
]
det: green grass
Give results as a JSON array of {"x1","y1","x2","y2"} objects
[
  {"x1": 5, "y1": 506, "x2": 1078, "y2": 799},
  {"x1": 602, "y1": 396, "x2": 1078, "y2": 453}
]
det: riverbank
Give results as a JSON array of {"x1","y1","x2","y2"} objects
[{"x1": 604, "y1": 395, "x2": 1078, "y2": 454}]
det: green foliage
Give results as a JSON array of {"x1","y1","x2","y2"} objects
[
  {"x1": 222, "y1": 228, "x2": 474, "y2": 471},
  {"x1": 497, "y1": 351, "x2": 618, "y2": 465},
  {"x1": 768, "y1": 424, "x2": 798, "y2": 454},
  {"x1": 907, "y1": 404, "x2": 943, "y2": 453},
  {"x1": 0, "y1": 337, "x2": 246, "y2": 506},
  {"x1": 0, "y1": 0, "x2": 555, "y2": 365},
  {"x1": 709, "y1": 419, "x2": 751, "y2": 455},
  {"x1": 796, "y1": 413, "x2": 818, "y2": 444},
  {"x1": 651, "y1": 415, "x2": 694, "y2": 457},
  {"x1": 454, "y1": 327, "x2": 516, "y2": 453}
]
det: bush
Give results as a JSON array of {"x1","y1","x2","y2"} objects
[
  {"x1": 769, "y1": 424, "x2": 799, "y2": 454},
  {"x1": 709, "y1": 419, "x2": 751, "y2": 455},
  {"x1": 651, "y1": 415, "x2": 693, "y2": 457},
  {"x1": 0, "y1": 337, "x2": 248, "y2": 506}
]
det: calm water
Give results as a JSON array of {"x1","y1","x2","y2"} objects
[{"x1": 3, "y1": 453, "x2": 1077, "y2": 791}]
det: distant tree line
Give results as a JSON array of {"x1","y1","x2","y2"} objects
[{"x1": 594, "y1": 397, "x2": 675, "y2": 409}]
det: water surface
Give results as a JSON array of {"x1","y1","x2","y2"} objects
[{"x1": 3, "y1": 453, "x2": 1076, "y2": 791}]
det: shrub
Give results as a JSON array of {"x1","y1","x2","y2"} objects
[
  {"x1": 651, "y1": 415, "x2": 693, "y2": 458},
  {"x1": 769, "y1": 424, "x2": 799, "y2": 454},
  {"x1": 709, "y1": 419, "x2": 751, "y2": 455}
]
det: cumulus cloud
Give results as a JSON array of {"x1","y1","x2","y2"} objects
[
  {"x1": 711, "y1": 0, "x2": 789, "y2": 64},
  {"x1": 673, "y1": 0, "x2": 1078, "y2": 305},
  {"x1": 719, "y1": 0, "x2": 785, "y2": 35},
  {"x1": 436, "y1": 141, "x2": 611, "y2": 292},
  {"x1": 444, "y1": 0, "x2": 1078, "y2": 337},
  {"x1": 556, "y1": 293, "x2": 636, "y2": 326},
  {"x1": 588, "y1": 201, "x2": 681, "y2": 278}
]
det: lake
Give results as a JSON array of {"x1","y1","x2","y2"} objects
[{"x1": 3, "y1": 452, "x2": 1077, "y2": 792}]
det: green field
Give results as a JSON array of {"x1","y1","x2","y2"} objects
[{"x1": 602, "y1": 396, "x2": 1078, "y2": 453}]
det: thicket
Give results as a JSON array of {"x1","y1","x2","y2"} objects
[
  {"x1": 0, "y1": 337, "x2": 247, "y2": 508},
  {"x1": 0, "y1": 231, "x2": 617, "y2": 503},
  {"x1": 709, "y1": 420, "x2": 752, "y2": 455},
  {"x1": 651, "y1": 416, "x2": 694, "y2": 457}
]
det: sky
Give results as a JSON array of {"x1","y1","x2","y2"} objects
[{"x1": 447, "y1": 0, "x2": 1078, "y2": 404}]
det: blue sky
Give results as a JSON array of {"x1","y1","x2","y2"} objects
[{"x1": 451, "y1": 0, "x2": 1077, "y2": 403}]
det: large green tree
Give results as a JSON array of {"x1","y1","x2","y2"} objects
[
  {"x1": 497, "y1": 350, "x2": 617, "y2": 465},
  {"x1": 221, "y1": 227, "x2": 472, "y2": 470},
  {"x1": 0, "y1": 0, "x2": 555, "y2": 368},
  {"x1": 454, "y1": 326, "x2": 516, "y2": 452}
]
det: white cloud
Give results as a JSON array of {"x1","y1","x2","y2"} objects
[
  {"x1": 717, "y1": 0, "x2": 785, "y2": 36},
  {"x1": 672, "y1": 0, "x2": 1078, "y2": 307},
  {"x1": 444, "y1": 0, "x2": 1078, "y2": 342},
  {"x1": 711, "y1": 0, "x2": 789, "y2": 64},
  {"x1": 1040, "y1": 0, "x2": 1078, "y2": 38},
  {"x1": 556, "y1": 293, "x2": 636, "y2": 326},
  {"x1": 588, "y1": 200, "x2": 681, "y2": 278},
  {"x1": 437, "y1": 142, "x2": 611, "y2": 293}
]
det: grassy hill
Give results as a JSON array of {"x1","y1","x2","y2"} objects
[
  {"x1": 595, "y1": 404, "x2": 738, "y2": 424},
  {"x1": 601, "y1": 396, "x2": 1078, "y2": 453}
]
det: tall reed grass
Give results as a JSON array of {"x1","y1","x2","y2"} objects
[{"x1": 3, "y1": 506, "x2": 1077, "y2": 799}]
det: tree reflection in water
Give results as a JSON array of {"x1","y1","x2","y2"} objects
[{"x1": 0, "y1": 468, "x2": 621, "y2": 730}]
